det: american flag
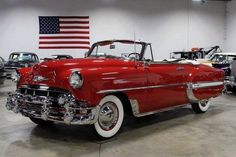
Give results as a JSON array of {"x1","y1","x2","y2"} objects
[{"x1": 39, "y1": 16, "x2": 90, "y2": 49}]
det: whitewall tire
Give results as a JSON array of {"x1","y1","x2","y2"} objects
[
  {"x1": 191, "y1": 100, "x2": 210, "y2": 114},
  {"x1": 94, "y1": 95, "x2": 124, "y2": 139}
]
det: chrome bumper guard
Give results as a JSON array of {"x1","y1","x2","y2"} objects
[{"x1": 6, "y1": 92, "x2": 99, "y2": 125}]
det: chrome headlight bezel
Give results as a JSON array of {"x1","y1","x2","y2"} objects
[{"x1": 69, "y1": 71, "x2": 83, "y2": 89}]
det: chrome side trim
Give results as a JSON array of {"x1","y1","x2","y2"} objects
[
  {"x1": 97, "y1": 83, "x2": 186, "y2": 94},
  {"x1": 191, "y1": 81, "x2": 224, "y2": 89},
  {"x1": 131, "y1": 102, "x2": 187, "y2": 117},
  {"x1": 127, "y1": 81, "x2": 223, "y2": 116},
  {"x1": 97, "y1": 81, "x2": 223, "y2": 94},
  {"x1": 186, "y1": 84, "x2": 199, "y2": 103},
  {"x1": 129, "y1": 99, "x2": 140, "y2": 116},
  {"x1": 187, "y1": 81, "x2": 224, "y2": 103}
]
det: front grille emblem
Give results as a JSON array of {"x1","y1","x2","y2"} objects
[{"x1": 33, "y1": 76, "x2": 49, "y2": 82}]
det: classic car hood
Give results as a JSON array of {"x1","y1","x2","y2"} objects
[
  {"x1": 31, "y1": 57, "x2": 133, "y2": 79},
  {"x1": 22, "y1": 57, "x2": 134, "y2": 87}
]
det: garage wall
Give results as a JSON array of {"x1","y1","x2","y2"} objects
[
  {"x1": 225, "y1": 0, "x2": 236, "y2": 52},
  {"x1": 0, "y1": 0, "x2": 226, "y2": 60}
]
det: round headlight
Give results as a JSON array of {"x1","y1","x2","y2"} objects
[
  {"x1": 12, "y1": 71, "x2": 20, "y2": 83},
  {"x1": 69, "y1": 71, "x2": 83, "y2": 89}
]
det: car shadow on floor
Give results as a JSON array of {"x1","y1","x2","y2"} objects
[{"x1": 28, "y1": 104, "x2": 224, "y2": 144}]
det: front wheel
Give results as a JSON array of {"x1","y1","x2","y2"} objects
[
  {"x1": 93, "y1": 95, "x2": 124, "y2": 139},
  {"x1": 191, "y1": 100, "x2": 210, "y2": 114},
  {"x1": 30, "y1": 117, "x2": 54, "y2": 126}
]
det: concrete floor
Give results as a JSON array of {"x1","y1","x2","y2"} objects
[{"x1": 0, "y1": 80, "x2": 236, "y2": 157}]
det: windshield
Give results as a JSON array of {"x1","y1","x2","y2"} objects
[
  {"x1": 88, "y1": 41, "x2": 143, "y2": 60},
  {"x1": 9, "y1": 53, "x2": 37, "y2": 62},
  {"x1": 210, "y1": 54, "x2": 236, "y2": 62}
]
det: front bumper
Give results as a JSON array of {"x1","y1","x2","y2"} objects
[{"x1": 6, "y1": 91, "x2": 99, "y2": 125}]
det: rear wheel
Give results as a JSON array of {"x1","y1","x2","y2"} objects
[
  {"x1": 30, "y1": 117, "x2": 54, "y2": 126},
  {"x1": 93, "y1": 95, "x2": 124, "y2": 139},
  {"x1": 191, "y1": 100, "x2": 210, "y2": 114}
]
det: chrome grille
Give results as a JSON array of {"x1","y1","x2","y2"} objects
[
  {"x1": 18, "y1": 85, "x2": 70, "y2": 108},
  {"x1": 19, "y1": 85, "x2": 69, "y2": 98}
]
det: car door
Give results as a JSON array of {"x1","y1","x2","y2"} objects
[
  {"x1": 141, "y1": 45, "x2": 192, "y2": 113},
  {"x1": 146, "y1": 63, "x2": 193, "y2": 111}
]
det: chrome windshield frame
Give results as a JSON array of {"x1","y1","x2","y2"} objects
[{"x1": 87, "y1": 40, "x2": 149, "y2": 61}]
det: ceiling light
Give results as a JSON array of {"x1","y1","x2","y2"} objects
[{"x1": 192, "y1": 0, "x2": 206, "y2": 4}]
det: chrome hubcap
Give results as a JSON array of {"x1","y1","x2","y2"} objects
[
  {"x1": 98, "y1": 102, "x2": 119, "y2": 131},
  {"x1": 199, "y1": 100, "x2": 208, "y2": 107}
]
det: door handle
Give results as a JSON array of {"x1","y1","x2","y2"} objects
[{"x1": 176, "y1": 67, "x2": 185, "y2": 71}]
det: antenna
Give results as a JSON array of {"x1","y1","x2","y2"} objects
[
  {"x1": 133, "y1": 32, "x2": 138, "y2": 67},
  {"x1": 134, "y1": 32, "x2": 136, "y2": 53}
]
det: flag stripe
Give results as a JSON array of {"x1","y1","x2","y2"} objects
[
  {"x1": 39, "y1": 36, "x2": 90, "y2": 39},
  {"x1": 39, "y1": 41, "x2": 90, "y2": 45},
  {"x1": 60, "y1": 21, "x2": 89, "y2": 24},
  {"x1": 60, "y1": 16, "x2": 89, "y2": 19},
  {"x1": 59, "y1": 31, "x2": 89, "y2": 34},
  {"x1": 39, "y1": 46, "x2": 90, "y2": 49},
  {"x1": 60, "y1": 29, "x2": 88, "y2": 32},
  {"x1": 60, "y1": 26, "x2": 89, "y2": 29},
  {"x1": 60, "y1": 19, "x2": 89, "y2": 22},
  {"x1": 60, "y1": 24, "x2": 89, "y2": 27},
  {"x1": 40, "y1": 44, "x2": 89, "y2": 47},
  {"x1": 40, "y1": 39, "x2": 89, "y2": 42}
]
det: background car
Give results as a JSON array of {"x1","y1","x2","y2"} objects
[
  {"x1": 210, "y1": 53, "x2": 236, "y2": 76},
  {"x1": 42, "y1": 55, "x2": 73, "y2": 61},
  {"x1": 0, "y1": 56, "x2": 6, "y2": 84},
  {"x1": 4, "y1": 52, "x2": 39, "y2": 79},
  {"x1": 170, "y1": 46, "x2": 221, "y2": 60}
]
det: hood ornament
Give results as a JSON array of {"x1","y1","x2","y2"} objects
[{"x1": 33, "y1": 76, "x2": 49, "y2": 82}]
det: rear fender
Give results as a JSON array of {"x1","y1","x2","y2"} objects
[{"x1": 187, "y1": 65, "x2": 224, "y2": 102}]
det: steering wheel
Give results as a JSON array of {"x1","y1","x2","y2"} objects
[{"x1": 128, "y1": 53, "x2": 140, "y2": 60}]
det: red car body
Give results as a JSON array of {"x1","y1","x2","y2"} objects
[{"x1": 6, "y1": 40, "x2": 225, "y2": 138}]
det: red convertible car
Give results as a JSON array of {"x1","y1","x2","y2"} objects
[{"x1": 6, "y1": 40, "x2": 224, "y2": 139}]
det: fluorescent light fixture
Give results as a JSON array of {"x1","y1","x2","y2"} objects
[{"x1": 192, "y1": 0, "x2": 206, "y2": 4}]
